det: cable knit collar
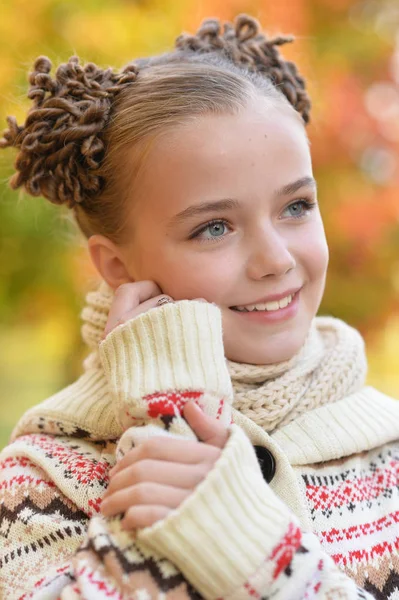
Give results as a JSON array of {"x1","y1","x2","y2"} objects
[{"x1": 226, "y1": 320, "x2": 323, "y2": 383}]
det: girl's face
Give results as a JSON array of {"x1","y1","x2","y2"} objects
[{"x1": 107, "y1": 97, "x2": 329, "y2": 364}]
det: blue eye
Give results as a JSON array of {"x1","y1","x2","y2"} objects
[
  {"x1": 284, "y1": 199, "x2": 316, "y2": 219},
  {"x1": 205, "y1": 222, "x2": 226, "y2": 237},
  {"x1": 191, "y1": 220, "x2": 230, "y2": 242}
]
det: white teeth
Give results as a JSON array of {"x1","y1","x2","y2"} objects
[
  {"x1": 265, "y1": 301, "x2": 279, "y2": 311},
  {"x1": 234, "y1": 294, "x2": 294, "y2": 312},
  {"x1": 279, "y1": 296, "x2": 290, "y2": 309}
]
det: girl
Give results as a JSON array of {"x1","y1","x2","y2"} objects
[{"x1": 0, "y1": 13, "x2": 398, "y2": 600}]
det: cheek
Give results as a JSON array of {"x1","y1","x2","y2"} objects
[
  {"x1": 309, "y1": 234, "x2": 329, "y2": 280},
  {"x1": 298, "y1": 218, "x2": 329, "y2": 279},
  {"x1": 300, "y1": 227, "x2": 329, "y2": 308},
  {"x1": 138, "y1": 246, "x2": 237, "y2": 304}
]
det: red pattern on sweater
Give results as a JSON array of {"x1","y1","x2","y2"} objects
[
  {"x1": 332, "y1": 537, "x2": 399, "y2": 567},
  {"x1": 76, "y1": 566, "x2": 123, "y2": 598},
  {"x1": 243, "y1": 581, "x2": 261, "y2": 599},
  {"x1": 321, "y1": 511, "x2": 399, "y2": 544},
  {"x1": 270, "y1": 522, "x2": 302, "y2": 579},
  {"x1": 0, "y1": 455, "x2": 57, "y2": 491},
  {"x1": 0, "y1": 456, "x2": 41, "y2": 471},
  {"x1": 16, "y1": 434, "x2": 110, "y2": 487},
  {"x1": 146, "y1": 390, "x2": 203, "y2": 418},
  {"x1": 306, "y1": 459, "x2": 399, "y2": 511}
]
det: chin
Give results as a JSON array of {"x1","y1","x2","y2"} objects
[{"x1": 224, "y1": 329, "x2": 308, "y2": 365}]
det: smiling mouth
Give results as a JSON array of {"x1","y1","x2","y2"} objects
[{"x1": 230, "y1": 292, "x2": 296, "y2": 313}]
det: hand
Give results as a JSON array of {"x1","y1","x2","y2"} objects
[
  {"x1": 101, "y1": 281, "x2": 174, "y2": 341},
  {"x1": 101, "y1": 281, "x2": 207, "y2": 340},
  {"x1": 100, "y1": 401, "x2": 230, "y2": 529}
]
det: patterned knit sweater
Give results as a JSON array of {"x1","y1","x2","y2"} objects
[{"x1": 1, "y1": 295, "x2": 399, "y2": 599}]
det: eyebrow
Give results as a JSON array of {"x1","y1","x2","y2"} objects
[
  {"x1": 169, "y1": 176, "x2": 317, "y2": 225},
  {"x1": 276, "y1": 176, "x2": 317, "y2": 197}
]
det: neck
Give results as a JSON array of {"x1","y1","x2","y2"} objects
[{"x1": 226, "y1": 319, "x2": 323, "y2": 383}]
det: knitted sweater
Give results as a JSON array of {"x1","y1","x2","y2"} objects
[{"x1": 1, "y1": 294, "x2": 399, "y2": 599}]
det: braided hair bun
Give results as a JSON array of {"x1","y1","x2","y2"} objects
[
  {"x1": 175, "y1": 14, "x2": 311, "y2": 124},
  {"x1": 0, "y1": 57, "x2": 138, "y2": 208},
  {"x1": 0, "y1": 14, "x2": 311, "y2": 217}
]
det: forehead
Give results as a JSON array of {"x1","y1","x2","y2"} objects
[{"x1": 130, "y1": 98, "x2": 312, "y2": 217}]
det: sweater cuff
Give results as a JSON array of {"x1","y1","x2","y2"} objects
[
  {"x1": 137, "y1": 424, "x2": 294, "y2": 599},
  {"x1": 98, "y1": 300, "x2": 233, "y2": 426}
]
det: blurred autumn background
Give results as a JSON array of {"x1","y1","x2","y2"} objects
[{"x1": 0, "y1": 0, "x2": 398, "y2": 449}]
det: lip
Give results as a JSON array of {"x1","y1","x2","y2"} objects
[
  {"x1": 230, "y1": 286, "x2": 302, "y2": 309},
  {"x1": 229, "y1": 289, "x2": 301, "y2": 324}
]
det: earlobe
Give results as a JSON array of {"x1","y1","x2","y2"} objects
[{"x1": 87, "y1": 234, "x2": 133, "y2": 290}]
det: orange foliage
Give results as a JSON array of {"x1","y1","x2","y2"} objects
[{"x1": 335, "y1": 187, "x2": 399, "y2": 246}]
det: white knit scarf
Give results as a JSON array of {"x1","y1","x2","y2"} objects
[{"x1": 81, "y1": 280, "x2": 368, "y2": 433}]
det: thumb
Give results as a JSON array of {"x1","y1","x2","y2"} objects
[{"x1": 183, "y1": 401, "x2": 229, "y2": 449}]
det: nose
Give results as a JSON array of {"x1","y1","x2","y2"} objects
[{"x1": 246, "y1": 226, "x2": 296, "y2": 280}]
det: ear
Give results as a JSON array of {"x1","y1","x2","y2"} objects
[{"x1": 87, "y1": 234, "x2": 133, "y2": 291}]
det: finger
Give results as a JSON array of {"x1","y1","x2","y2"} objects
[
  {"x1": 107, "y1": 436, "x2": 220, "y2": 480},
  {"x1": 105, "y1": 448, "x2": 219, "y2": 498},
  {"x1": 183, "y1": 401, "x2": 229, "y2": 449},
  {"x1": 102, "y1": 292, "x2": 174, "y2": 340},
  {"x1": 104, "y1": 281, "x2": 162, "y2": 337},
  {"x1": 129, "y1": 293, "x2": 174, "y2": 320},
  {"x1": 105, "y1": 459, "x2": 208, "y2": 492},
  {"x1": 101, "y1": 482, "x2": 190, "y2": 517},
  {"x1": 122, "y1": 505, "x2": 171, "y2": 530}
]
